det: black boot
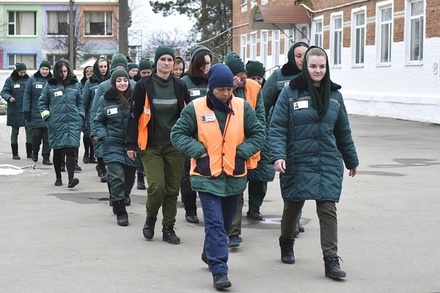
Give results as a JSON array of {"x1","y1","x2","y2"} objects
[
  {"x1": 143, "y1": 216, "x2": 157, "y2": 240},
  {"x1": 11, "y1": 144, "x2": 20, "y2": 160},
  {"x1": 112, "y1": 200, "x2": 129, "y2": 226},
  {"x1": 213, "y1": 274, "x2": 232, "y2": 290},
  {"x1": 279, "y1": 236, "x2": 295, "y2": 264},
  {"x1": 26, "y1": 143, "x2": 33, "y2": 159},
  {"x1": 324, "y1": 255, "x2": 346, "y2": 279},
  {"x1": 137, "y1": 173, "x2": 146, "y2": 190},
  {"x1": 162, "y1": 225, "x2": 180, "y2": 245},
  {"x1": 124, "y1": 195, "x2": 131, "y2": 206}
]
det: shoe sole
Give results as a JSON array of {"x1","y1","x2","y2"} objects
[
  {"x1": 214, "y1": 281, "x2": 232, "y2": 290},
  {"x1": 326, "y1": 273, "x2": 346, "y2": 279},
  {"x1": 228, "y1": 242, "x2": 240, "y2": 248}
]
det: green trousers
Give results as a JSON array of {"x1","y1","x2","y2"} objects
[
  {"x1": 229, "y1": 180, "x2": 267, "y2": 237},
  {"x1": 106, "y1": 162, "x2": 136, "y2": 202},
  {"x1": 281, "y1": 200, "x2": 338, "y2": 257},
  {"x1": 140, "y1": 145, "x2": 185, "y2": 226},
  {"x1": 11, "y1": 126, "x2": 32, "y2": 144}
]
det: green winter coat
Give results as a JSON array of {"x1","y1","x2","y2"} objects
[
  {"x1": 94, "y1": 87, "x2": 138, "y2": 167},
  {"x1": 90, "y1": 78, "x2": 136, "y2": 157},
  {"x1": 269, "y1": 78, "x2": 359, "y2": 203},
  {"x1": 180, "y1": 75, "x2": 208, "y2": 101},
  {"x1": 171, "y1": 96, "x2": 265, "y2": 197},
  {"x1": 38, "y1": 77, "x2": 84, "y2": 149},
  {"x1": 23, "y1": 71, "x2": 52, "y2": 128},
  {"x1": 1, "y1": 71, "x2": 29, "y2": 127}
]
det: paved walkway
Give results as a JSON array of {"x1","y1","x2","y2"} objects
[{"x1": 0, "y1": 114, "x2": 439, "y2": 292}]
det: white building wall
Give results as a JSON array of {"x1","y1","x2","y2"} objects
[{"x1": 330, "y1": 37, "x2": 440, "y2": 123}]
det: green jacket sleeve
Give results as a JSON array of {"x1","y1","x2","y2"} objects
[{"x1": 268, "y1": 86, "x2": 291, "y2": 163}]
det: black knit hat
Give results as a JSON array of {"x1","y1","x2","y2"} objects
[
  {"x1": 128, "y1": 63, "x2": 138, "y2": 71},
  {"x1": 208, "y1": 63, "x2": 234, "y2": 90},
  {"x1": 15, "y1": 62, "x2": 27, "y2": 72},
  {"x1": 224, "y1": 51, "x2": 245, "y2": 74},
  {"x1": 39, "y1": 60, "x2": 51, "y2": 69},
  {"x1": 154, "y1": 45, "x2": 175, "y2": 64},
  {"x1": 111, "y1": 68, "x2": 129, "y2": 84},
  {"x1": 246, "y1": 60, "x2": 265, "y2": 78}
]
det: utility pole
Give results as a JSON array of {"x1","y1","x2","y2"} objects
[
  {"x1": 119, "y1": 0, "x2": 129, "y2": 56},
  {"x1": 69, "y1": 0, "x2": 75, "y2": 67}
]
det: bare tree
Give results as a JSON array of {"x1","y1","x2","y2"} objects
[{"x1": 142, "y1": 28, "x2": 196, "y2": 60}]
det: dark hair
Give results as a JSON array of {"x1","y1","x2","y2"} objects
[
  {"x1": 54, "y1": 60, "x2": 72, "y2": 84},
  {"x1": 188, "y1": 51, "x2": 212, "y2": 80}
]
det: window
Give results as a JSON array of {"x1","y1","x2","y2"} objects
[
  {"x1": 47, "y1": 11, "x2": 69, "y2": 35},
  {"x1": 312, "y1": 18, "x2": 323, "y2": 47},
  {"x1": 260, "y1": 31, "x2": 268, "y2": 67},
  {"x1": 241, "y1": 0, "x2": 247, "y2": 12},
  {"x1": 295, "y1": 25, "x2": 309, "y2": 43},
  {"x1": 8, "y1": 11, "x2": 37, "y2": 36},
  {"x1": 46, "y1": 54, "x2": 69, "y2": 65},
  {"x1": 330, "y1": 14, "x2": 343, "y2": 66},
  {"x1": 240, "y1": 35, "x2": 247, "y2": 62},
  {"x1": 407, "y1": 0, "x2": 424, "y2": 62},
  {"x1": 250, "y1": 33, "x2": 257, "y2": 61},
  {"x1": 377, "y1": 4, "x2": 392, "y2": 64},
  {"x1": 84, "y1": 11, "x2": 112, "y2": 36},
  {"x1": 352, "y1": 9, "x2": 366, "y2": 65},
  {"x1": 272, "y1": 30, "x2": 280, "y2": 67},
  {"x1": 8, "y1": 54, "x2": 37, "y2": 69},
  {"x1": 261, "y1": 0, "x2": 268, "y2": 4},
  {"x1": 250, "y1": 0, "x2": 257, "y2": 9}
]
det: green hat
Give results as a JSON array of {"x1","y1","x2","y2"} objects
[
  {"x1": 128, "y1": 63, "x2": 138, "y2": 71},
  {"x1": 139, "y1": 58, "x2": 152, "y2": 71},
  {"x1": 39, "y1": 60, "x2": 51, "y2": 70},
  {"x1": 111, "y1": 68, "x2": 129, "y2": 84},
  {"x1": 246, "y1": 60, "x2": 265, "y2": 78},
  {"x1": 154, "y1": 45, "x2": 175, "y2": 64},
  {"x1": 111, "y1": 54, "x2": 128, "y2": 70},
  {"x1": 15, "y1": 62, "x2": 27, "y2": 72},
  {"x1": 224, "y1": 51, "x2": 245, "y2": 74}
]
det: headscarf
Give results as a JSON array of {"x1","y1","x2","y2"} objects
[
  {"x1": 301, "y1": 46, "x2": 331, "y2": 121},
  {"x1": 281, "y1": 41, "x2": 309, "y2": 76}
]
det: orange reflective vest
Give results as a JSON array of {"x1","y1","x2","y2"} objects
[
  {"x1": 190, "y1": 97, "x2": 247, "y2": 178},
  {"x1": 137, "y1": 93, "x2": 151, "y2": 150},
  {"x1": 243, "y1": 78, "x2": 261, "y2": 169}
]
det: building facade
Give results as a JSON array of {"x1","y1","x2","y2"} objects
[
  {"x1": 233, "y1": 0, "x2": 440, "y2": 123},
  {"x1": 0, "y1": 0, "x2": 119, "y2": 70}
]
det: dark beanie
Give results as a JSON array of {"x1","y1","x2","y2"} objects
[
  {"x1": 190, "y1": 45, "x2": 212, "y2": 62},
  {"x1": 154, "y1": 45, "x2": 175, "y2": 64},
  {"x1": 39, "y1": 60, "x2": 51, "y2": 70},
  {"x1": 139, "y1": 58, "x2": 152, "y2": 71},
  {"x1": 111, "y1": 68, "x2": 129, "y2": 84},
  {"x1": 15, "y1": 62, "x2": 27, "y2": 72},
  {"x1": 224, "y1": 51, "x2": 245, "y2": 75},
  {"x1": 208, "y1": 64, "x2": 234, "y2": 90},
  {"x1": 246, "y1": 60, "x2": 265, "y2": 78},
  {"x1": 111, "y1": 54, "x2": 128, "y2": 70},
  {"x1": 128, "y1": 63, "x2": 138, "y2": 71}
]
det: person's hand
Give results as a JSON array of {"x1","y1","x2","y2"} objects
[
  {"x1": 349, "y1": 167, "x2": 357, "y2": 177},
  {"x1": 274, "y1": 159, "x2": 286, "y2": 173},
  {"x1": 9, "y1": 97, "x2": 15, "y2": 103},
  {"x1": 92, "y1": 136, "x2": 98, "y2": 142},
  {"x1": 127, "y1": 150, "x2": 137, "y2": 161},
  {"x1": 200, "y1": 153, "x2": 208, "y2": 158}
]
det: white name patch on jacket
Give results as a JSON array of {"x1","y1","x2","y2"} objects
[
  {"x1": 201, "y1": 114, "x2": 216, "y2": 123},
  {"x1": 293, "y1": 100, "x2": 308, "y2": 110}
]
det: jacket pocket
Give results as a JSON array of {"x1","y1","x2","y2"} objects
[
  {"x1": 194, "y1": 156, "x2": 211, "y2": 177},
  {"x1": 233, "y1": 156, "x2": 246, "y2": 175}
]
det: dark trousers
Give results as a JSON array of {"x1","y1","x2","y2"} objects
[
  {"x1": 106, "y1": 162, "x2": 136, "y2": 202},
  {"x1": 82, "y1": 136, "x2": 94, "y2": 158},
  {"x1": 53, "y1": 147, "x2": 76, "y2": 180},
  {"x1": 199, "y1": 192, "x2": 238, "y2": 275},
  {"x1": 32, "y1": 127, "x2": 50, "y2": 159},
  {"x1": 281, "y1": 200, "x2": 338, "y2": 256},
  {"x1": 181, "y1": 156, "x2": 197, "y2": 213}
]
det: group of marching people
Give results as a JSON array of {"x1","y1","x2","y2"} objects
[{"x1": 1, "y1": 42, "x2": 359, "y2": 291}]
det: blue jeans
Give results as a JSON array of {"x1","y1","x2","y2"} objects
[{"x1": 199, "y1": 192, "x2": 238, "y2": 275}]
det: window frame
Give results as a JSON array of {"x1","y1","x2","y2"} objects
[
  {"x1": 312, "y1": 16, "x2": 323, "y2": 47},
  {"x1": 376, "y1": 1, "x2": 393, "y2": 66},
  {"x1": 84, "y1": 11, "x2": 113, "y2": 37},
  {"x1": 7, "y1": 11, "x2": 37, "y2": 37},
  {"x1": 405, "y1": 0, "x2": 424, "y2": 64},
  {"x1": 272, "y1": 30, "x2": 280, "y2": 67},
  {"x1": 250, "y1": 32, "x2": 257, "y2": 61},
  {"x1": 8, "y1": 54, "x2": 37, "y2": 69},
  {"x1": 330, "y1": 12, "x2": 343, "y2": 67},
  {"x1": 351, "y1": 7, "x2": 366, "y2": 67},
  {"x1": 47, "y1": 11, "x2": 70, "y2": 36},
  {"x1": 240, "y1": 34, "x2": 247, "y2": 62},
  {"x1": 260, "y1": 30, "x2": 268, "y2": 67}
]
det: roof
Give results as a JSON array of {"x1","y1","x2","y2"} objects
[{"x1": 249, "y1": 5, "x2": 311, "y2": 30}]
